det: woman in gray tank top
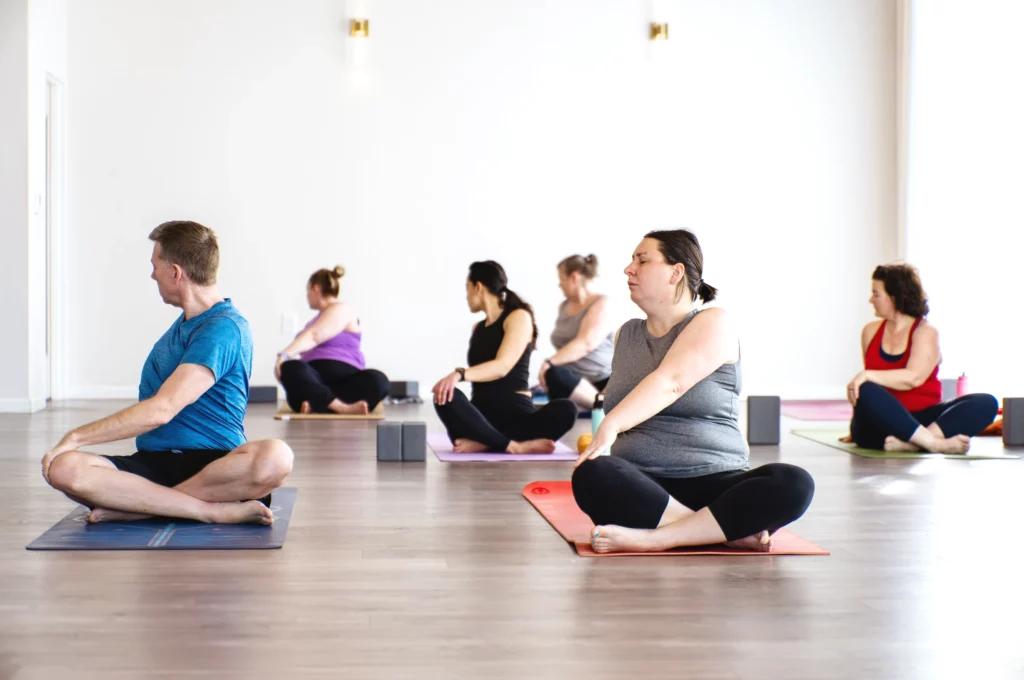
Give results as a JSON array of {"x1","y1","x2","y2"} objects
[
  {"x1": 539, "y1": 254, "x2": 615, "y2": 410},
  {"x1": 571, "y1": 230, "x2": 815, "y2": 554}
]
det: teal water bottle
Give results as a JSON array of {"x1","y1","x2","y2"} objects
[{"x1": 591, "y1": 395, "x2": 605, "y2": 435}]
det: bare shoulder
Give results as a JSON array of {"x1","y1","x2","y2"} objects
[
  {"x1": 691, "y1": 307, "x2": 731, "y2": 329},
  {"x1": 862, "y1": 319, "x2": 883, "y2": 337},
  {"x1": 678, "y1": 308, "x2": 736, "y2": 344},
  {"x1": 913, "y1": 319, "x2": 938, "y2": 339},
  {"x1": 504, "y1": 308, "x2": 532, "y2": 327},
  {"x1": 321, "y1": 301, "x2": 351, "y2": 318}
]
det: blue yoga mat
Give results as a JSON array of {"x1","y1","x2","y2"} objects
[{"x1": 26, "y1": 487, "x2": 297, "y2": 551}]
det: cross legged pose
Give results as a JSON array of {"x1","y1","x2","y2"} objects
[
  {"x1": 538, "y1": 254, "x2": 615, "y2": 411},
  {"x1": 846, "y1": 263, "x2": 997, "y2": 453},
  {"x1": 42, "y1": 221, "x2": 293, "y2": 524},
  {"x1": 433, "y1": 261, "x2": 577, "y2": 454},
  {"x1": 275, "y1": 265, "x2": 389, "y2": 415},
  {"x1": 572, "y1": 230, "x2": 815, "y2": 553}
]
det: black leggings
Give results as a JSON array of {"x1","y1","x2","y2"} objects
[
  {"x1": 434, "y1": 390, "x2": 577, "y2": 452},
  {"x1": 279, "y1": 359, "x2": 389, "y2": 413},
  {"x1": 851, "y1": 381, "x2": 998, "y2": 449},
  {"x1": 544, "y1": 365, "x2": 609, "y2": 403},
  {"x1": 572, "y1": 456, "x2": 815, "y2": 542}
]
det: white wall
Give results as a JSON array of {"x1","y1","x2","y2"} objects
[
  {"x1": 0, "y1": 0, "x2": 31, "y2": 411},
  {"x1": 28, "y1": 0, "x2": 69, "y2": 406},
  {"x1": 0, "y1": 0, "x2": 68, "y2": 413},
  {"x1": 65, "y1": 0, "x2": 898, "y2": 399},
  {"x1": 905, "y1": 0, "x2": 1024, "y2": 400}
]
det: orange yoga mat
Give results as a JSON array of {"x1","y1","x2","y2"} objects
[{"x1": 522, "y1": 481, "x2": 829, "y2": 557}]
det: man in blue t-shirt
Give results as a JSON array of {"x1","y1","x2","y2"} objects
[{"x1": 42, "y1": 221, "x2": 293, "y2": 525}]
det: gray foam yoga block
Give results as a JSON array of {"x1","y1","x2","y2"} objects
[
  {"x1": 747, "y1": 395, "x2": 780, "y2": 445},
  {"x1": 941, "y1": 379, "x2": 957, "y2": 402},
  {"x1": 401, "y1": 422, "x2": 427, "y2": 462},
  {"x1": 389, "y1": 381, "x2": 419, "y2": 398},
  {"x1": 248, "y1": 385, "x2": 278, "y2": 403},
  {"x1": 376, "y1": 422, "x2": 402, "y2": 462},
  {"x1": 1003, "y1": 398, "x2": 1024, "y2": 447}
]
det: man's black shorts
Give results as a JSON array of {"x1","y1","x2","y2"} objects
[{"x1": 103, "y1": 449, "x2": 230, "y2": 487}]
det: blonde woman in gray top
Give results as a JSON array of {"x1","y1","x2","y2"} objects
[
  {"x1": 571, "y1": 230, "x2": 815, "y2": 554},
  {"x1": 539, "y1": 255, "x2": 615, "y2": 410}
]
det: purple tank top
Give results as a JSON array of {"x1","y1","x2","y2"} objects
[{"x1": 298, "y1": 313, "x2": 366, "y2": 370}]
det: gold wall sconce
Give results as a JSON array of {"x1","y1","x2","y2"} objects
[
  {"x1": 649, "y1": 23, "x2": 668, "y2": 41},
  {"x1": 350, "y1": 19, "x2": 370, "y2": 37}
]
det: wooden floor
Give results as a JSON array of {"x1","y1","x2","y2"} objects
[{"x1": 2, "y1": 401, "x2": 1024, "y2": 680}]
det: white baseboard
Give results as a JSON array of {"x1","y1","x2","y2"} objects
[
  {"x1": 0, "y1": 398, "x2": 49, "y2": 413},
  {"x1": 66, "y1": 385, "x2": 138, "y2": 400}
]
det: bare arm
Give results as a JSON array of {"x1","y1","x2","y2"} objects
[
  {"x1": 548, "y1": 297, "x2": 612, "y2": 366},
  {"x1": 601, "y1": 309, "x2": 738, "y2": 435},
  {"x1": 464, "y1": 310, "x2": 533, "y2": 383},
  {"x1": 281, "y1": 304, "x2": 357, "y2": 357},
  {"x1": 47, "y1": 363, "x2": 217, "y2": 453},
  {"x1": 861, "y1": 320, "x2": 882, "y2": 357},
  {"x1": 864, "y1": 323, "x2": 940, "y2": 391}
]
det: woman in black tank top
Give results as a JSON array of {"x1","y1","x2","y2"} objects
[{"x1": 432, "y1": 261, "x2": 577, "y2": 454}]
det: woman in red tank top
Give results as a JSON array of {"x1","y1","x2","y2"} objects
[{"x1": 846, "y1": 264, "x2": 997, "y2": 453}]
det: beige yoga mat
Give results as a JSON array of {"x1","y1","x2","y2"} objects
[
  {"x1": 274, "y1": 404, "x2": 385, "y2": 420},
  {"x1": 793, "y1": 428, "x2": 1020, "y2": 460}
]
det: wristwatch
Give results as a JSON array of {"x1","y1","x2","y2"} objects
[
  {"x1": 455, "y1": 367, "x2": 467, "y2": 381},
  {"x1": 278, "y1": 351, "x2": 294, "y2": 361}
]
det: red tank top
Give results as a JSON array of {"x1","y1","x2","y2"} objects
[{"x1": 863, "y1": 319, "x2": 941, "y2": 412}]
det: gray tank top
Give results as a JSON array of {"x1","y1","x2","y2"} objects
[
  {"x1": 550, "y1": 299, "x2": 614, "y2": 383},
  {"x1": 603, "y1": 310, "x2": 748, "y2": 478}
]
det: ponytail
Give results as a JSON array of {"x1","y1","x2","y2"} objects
[
  {"x1": 697, "y1": 280, "x2": 718, "y2": 303},
  {"x1": 468, "y1": 260, "x2": 538, "y2": 349},
  {"x1": 646, "y1": 229, "x2": 718, "y2": 304},
  {"x1": 500, "y1": 288, "x2": 538, "y2": 349}
]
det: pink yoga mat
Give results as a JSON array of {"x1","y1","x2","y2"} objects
[
  {"x1": 428, "y1": 433, "x2": 576, "y2": 462},
  {"x1": 781, "y1": 400, "x2": 852, "y2": 421}
]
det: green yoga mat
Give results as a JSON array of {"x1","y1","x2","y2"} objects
[{"x1": 792, "y1": 429, "x2": 1020, "y2": 460}]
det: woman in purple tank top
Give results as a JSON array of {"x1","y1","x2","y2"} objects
[{"x1": 274, "y1": 266, "x2": 389, "y2": 414}]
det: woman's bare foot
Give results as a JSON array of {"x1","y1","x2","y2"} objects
[
  {"x1": 299, "y1": 401, "x2": 313, "y2": 414},
  {"x1": 208, "y1": 500, "x2": 274, "y2": 525},
  {"x1": 452, "y1": 438, "x2": 489, "y2": 453},
  {"x1": 506, "y1": 439, "x2": 557, "y2": 454},
  {"x1": 724, "y1": 530, "x2": 774, "y2": 552},
  {"x1": 590, "y1": 525, "x2": 659, "y2": 553},
  {"x1": 932, "y1": 434, "x2": 970, "y2": 454},
  {"x1": 87, "y1": 508, "x2": 153, "y2": 523},
  {"x1": 329, "y1": 400, "x2": 369, "y2": 416},
  {"x1": 883, "y1": 436, "x2": 922, "y2": 452}
]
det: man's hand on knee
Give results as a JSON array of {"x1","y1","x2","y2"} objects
[{"x1": 42, "y1": 431, "x2": 81, "y2": 484}]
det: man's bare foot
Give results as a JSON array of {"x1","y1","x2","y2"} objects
[
  {"x1": 329, "y1": 400, "x2": 369, "y2": 416},
  {"x1": 724, "y1": 530, "x2": 774, "y2": 552},
  {"x1": 932, "y1": 434, "x2": 970, "y2": 454},
  {"x1": 506, "y1": 439, "x2": 557, "y2": 454},
  {"x1": 452, "y1": 438, "x2": 489, "y2": 453},
  {"x1": 884, "y1": 436, "x2": 922, "y2": 452},
  {"x1": 299, "y1": 401, "x2": 313, "y2": 414},
  {"x1": 590, "y1": 524, "x2": 658, "y2": 553},
  {"x1": 87, "y1": 507, "x2": 153, "y2": 523},
  {"x1": 208, "y1": 500, "x2": 274, "y2": 525}
]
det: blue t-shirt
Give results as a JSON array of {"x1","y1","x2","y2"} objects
[{"x1": 136, "y1": 299, "x2": 252, "y2": 452}]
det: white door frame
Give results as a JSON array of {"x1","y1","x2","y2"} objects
[{"x1": 45, "y1": 73, "x2": 68, "y2": 402}]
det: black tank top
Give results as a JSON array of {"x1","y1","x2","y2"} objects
[{"x1": 467, "y1": 308, "x2": 532, "y2": 402}]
